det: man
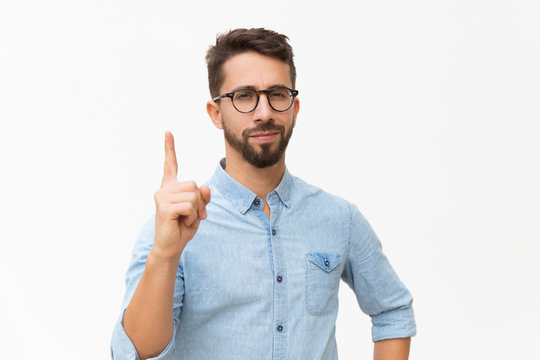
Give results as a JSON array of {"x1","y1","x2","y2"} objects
[{"x1": 111, "y1": 28, "x2": 416, "y2": 360}]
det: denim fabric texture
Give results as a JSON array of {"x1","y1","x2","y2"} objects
[{"x1": 111, "y1": 160, "x2": 416, "y2": 359}]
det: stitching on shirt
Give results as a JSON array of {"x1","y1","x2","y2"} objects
[{"x1": 346, "y1": 202, "x2": 353, "y2": 285}]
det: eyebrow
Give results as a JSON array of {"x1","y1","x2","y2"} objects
[{"x1": 229, "y1": 84, "x2": 289, "y2": 93}]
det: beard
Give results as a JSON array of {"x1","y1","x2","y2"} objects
[{"x1": 222, "y1": 119, "x2": 294, "y2": 168}]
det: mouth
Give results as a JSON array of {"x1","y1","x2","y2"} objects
[{"x1": 249, "y1": 131, "x2": 279, "y2": 143}]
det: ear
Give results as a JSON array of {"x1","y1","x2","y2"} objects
[
  {"x1": 207, "y1": 101, "x2": 223, "y2": 129},
  {"x1": 291, "y1": 97, "x2": 300, "y2": 128}
]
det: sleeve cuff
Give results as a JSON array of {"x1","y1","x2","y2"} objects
[
  {"x1": 371, "y1": 305, "x2": 417, "y2": 342},
  {"x1": 111, "y1": 309, "x2": 177, "y2": 360}
]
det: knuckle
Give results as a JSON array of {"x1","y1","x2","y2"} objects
[
  {"x1": 187, "y1": 193, "x2": 198, "y2": 203},
  {"x1": 177, "y1": 180, "x2": 197, "y2": 192},
  {"x1": 163, "y1": 183, "x2": 174, "y2": 192}
]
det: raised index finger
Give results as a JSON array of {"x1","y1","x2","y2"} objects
[{"x1": 161, "y1": 131, "x2": 178, "y2": 186}]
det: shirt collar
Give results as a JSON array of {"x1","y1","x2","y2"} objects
[{"x1": 210, "y1": 158, "x2": 293, "y2": 214}]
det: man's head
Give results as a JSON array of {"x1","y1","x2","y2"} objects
[
  {"x1": 206, "y1": 28, "x2": 296, "y2": 99},
  {"x1": 206, "y1": 28, "x2": 299, "y2": 169}
]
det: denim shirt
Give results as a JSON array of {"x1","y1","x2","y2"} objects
[{"x1": 111, "y1": 160, "x2": 416, "y2": 359}]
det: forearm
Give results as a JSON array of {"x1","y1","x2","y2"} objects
[
  {"x1": 373, "y1": 337, "x2": 411, "y2": 360},
  {"x1": 123, "y1": 250, "x2": 181, "y2": 360}
]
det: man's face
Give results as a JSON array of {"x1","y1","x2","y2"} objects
[{"x1": 210, "y1": 52, "x2": 299, "y2": 168}]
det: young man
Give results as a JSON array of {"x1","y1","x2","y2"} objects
[{"x1": 111, "y1": 28, "x2": 416, "y2": 360}]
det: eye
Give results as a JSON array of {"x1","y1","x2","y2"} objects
[
  {"x1": 270, "y1": 89, "x2": 289, "y2": 98},
  {"x1": 234, "y1": 90, "x2": 255, "y2": 100}
]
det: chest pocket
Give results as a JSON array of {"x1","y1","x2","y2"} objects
[{"x1": 305, "y1": 251, "x2": 342, "y2": 316}]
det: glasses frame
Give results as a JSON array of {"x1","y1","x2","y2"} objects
[{"x1": 212, "y1": 86, "x2": 299, "y2": 113}]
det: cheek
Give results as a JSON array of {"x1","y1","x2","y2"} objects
[
  {"x1": 281, "y1": 112, "x2": 295, "y2": 127},
  {"x1": 222, "y1": 111, "x2": 249, "y2": 133}
]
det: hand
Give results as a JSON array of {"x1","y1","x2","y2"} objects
[{"x1": 152, "y1": 131, "x2": 211, "y2": 260}]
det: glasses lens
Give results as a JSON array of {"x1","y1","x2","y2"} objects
[
  {"x1": 233, "y1": 89, "x2": 258, "y2": 113},
  {"x1": 268, "y1": 87, "x2": 293, "y2": 111}
]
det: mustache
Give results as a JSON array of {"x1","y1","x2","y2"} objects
[{"x1": 243, "y1": 122, "x2": 285, "y2": 137}]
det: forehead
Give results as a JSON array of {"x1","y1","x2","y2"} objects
[{"x1": 220, "y1": 52, "x2": 291, "y2": 92}]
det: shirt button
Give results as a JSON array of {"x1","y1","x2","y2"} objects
[
  {"x1": 272, "y1": 229, "x2": 276, "y2": 236},
  {"x1": 254, "y1": 199, "x2": 260, "y2": 206},
  {"x1": 277, "y1": 325, "x2": 283, "y2": 332},
  {"x1": 277, "y1": 275, "x2": 283, "y2": 282},
  {"x1": 324, "y1": 259, "x2": 330, "y2": 267}
]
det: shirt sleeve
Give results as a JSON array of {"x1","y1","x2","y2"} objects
[
  {"x1": 341, "y1": 204, "x2": 416, "y2": 342},
  {"x1": 111, "y1": 215, "x2": 185, "y2": 359}
]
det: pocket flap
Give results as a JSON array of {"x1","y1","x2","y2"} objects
[{"x1": 306, "y1": 252, "x2": 341, "y2": 272}]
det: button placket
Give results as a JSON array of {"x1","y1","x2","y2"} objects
[{"x1": 267, "y1": 198, "x2": 287, "y2": 358}]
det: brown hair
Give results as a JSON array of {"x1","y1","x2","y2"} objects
[{"x1": 206, "y1": 28, "x2": 296, "y2": 98}]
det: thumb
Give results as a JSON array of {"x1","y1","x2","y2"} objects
[{"x1": 199, "y1": 185, "x2": 211, "y2": 205}]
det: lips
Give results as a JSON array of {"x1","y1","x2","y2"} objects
[{"x1": 249, "y1": 132, "x2": 279, "y2": 142}]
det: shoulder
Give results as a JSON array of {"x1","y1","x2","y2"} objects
[
  {"x1": 290, "y1": 174, "x2": 355, "y2": 218},
  {"x1": 289, "y1": 174, "x2": 373, "y2": 231}
]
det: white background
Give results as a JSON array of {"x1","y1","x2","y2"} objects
[{"x1": 1, "y1": 1, "x2": 539, "y2": 359}]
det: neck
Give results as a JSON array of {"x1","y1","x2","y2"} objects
[{"x1": 223, "y1": 146, "x2": 286, "y2": 200}]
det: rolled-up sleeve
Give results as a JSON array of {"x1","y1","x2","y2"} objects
[
  {"x1": 111, "y1": 215, "x2": 185, "y2": 359},
  {"x1": 341, "y1": 204, "x2": 416, "y2": 342}
]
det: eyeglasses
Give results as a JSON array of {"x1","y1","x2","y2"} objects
[{"x1": 212, "y1": 86, "x2": 299, "y2": 113}]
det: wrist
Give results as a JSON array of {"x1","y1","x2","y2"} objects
[{"x1": 147, "y1": 247, "x2": 182, "y2": 270}]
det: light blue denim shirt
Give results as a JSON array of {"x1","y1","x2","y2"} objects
[{"x1": 111, "y1": 160, "x2": 416, "y2": 359}]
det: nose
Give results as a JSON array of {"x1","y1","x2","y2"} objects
[{"x1": 252, "y1": 93, "x2": 273, "y2": 122}]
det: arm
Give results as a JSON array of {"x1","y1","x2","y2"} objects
[
  {"x1": 374, "y1": 337, "x2": 411, "y2": 360},
  {"x1": 123, "y1": 251, "x2": 182, "y2": 359},
  {"x1": 122, "y1": 132, "x2": 211, "y2": 359},
  {"x1": 341, "y1": 204, "x2": 416, "y2": 351}
]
